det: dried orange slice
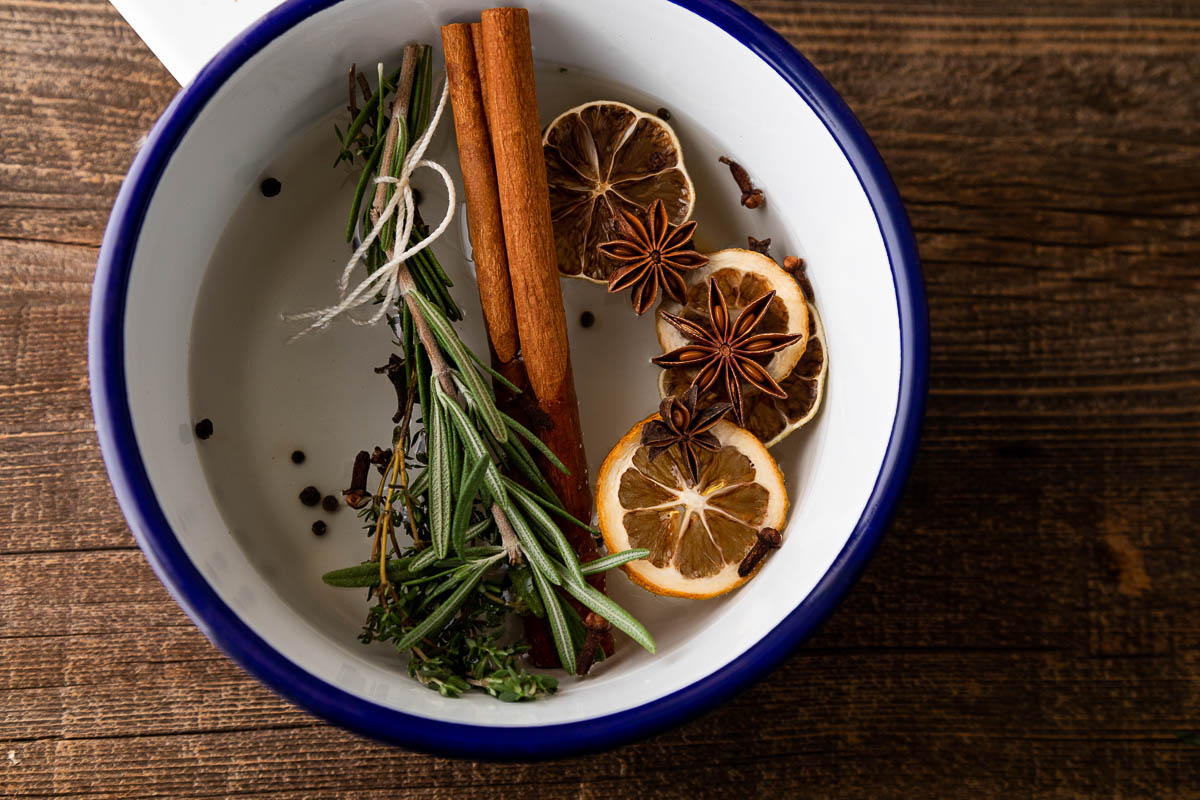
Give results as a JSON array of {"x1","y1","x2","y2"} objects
[
  {"x1": 656, "y1": 249, "x2": 808, "y2": 383},
  {"x1": 597, "y1": 415, "x2": 788, "y2": 598},
  {"x1": 543, "y1": 101, "x2": 695, "y2": 282},
  {"x1": 662, "y1": 300, "x2": 827, "y2": 448}
]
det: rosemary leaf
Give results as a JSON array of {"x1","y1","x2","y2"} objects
[
  {"x1": 503, "y1": 478, "x2": 585, "y2": 584},
  {"x1": 419, "y1": 563, "x2": 477, "y2": 610},
  {"x1": 497, "y1": 432, "x2": 557, "y2": 503},
  {"x1": 393, "y1": 554, "x2": 500, "y2": 651},
  {"x1": 463, "y1": 347, "x2": 521, "y2": 394},
  {"x1": 434, "y1": 382, "x2": 509, "y2": 504},
  {"x1": 406, "y1": 45, "x2": 434, "y2": 140},
  {"x1": 379, "y1": 118, "x2": 408, "y2": 252},
  {"x1": 446, "y1": 411, "x2": 462, "y2": 496},
  {"x1": 451, "y1": 456, "x2": 490, "y2": 558},
  {"x1": 428, "y1": 389, "x2": 451, "y2": 558},
  {"x1": 409, "y1": 542, "x2": 500, "y2": 574},
  {"x1": 374, "y1": 63, "x2": 385, "y2": 141},
  {"x1": 532, "y1": 562, "x2": 576, "y2": 674},
  {"x1": 504, "y1": 472, "x2": 600, "y2": 535},
  {"x1": 404, "y1": 564, "x2": 462, "y2": 589},
  {"x1": 338, "y1": 65, "x2": 402, "y2": 160},
  {"x1": 460, "y1": 515, "x2": 493, "y2": 546},
  {"x1": 322, "y1": 558, "x2": 414, "y2": 587},
  {"x1": 415, "y1": 242, "x2": 456, "y2": 290},
  {"x1": 407, "y1": 465, "x2": 428, "y2": 499},
  {"x1": 344, "y1": 136, "x2": 387, "y2": 243},
  {"x1": 497, "y1": 411, "x2": 567, "y2": 474},
  {"x1": 556, "y1": 566, "x2": 656, "y2": 654},
  {"x1": 498, "y1": 499, "x2": 561, "y2": 586},
  {"x1": 410, "y1": 543, "x2": 439, "y2": 572},
  {"x1": 580, "y1": 548, "x2": 651, "y2": 576},
  {"x1": 412, "y1": 290, "x2": 506, "y2": 443}
]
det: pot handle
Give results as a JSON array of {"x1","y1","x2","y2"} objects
[{"x1": 109, "y1": 0, "x2": 287, "y2": 85}]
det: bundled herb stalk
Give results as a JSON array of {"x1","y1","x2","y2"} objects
[{"x1": 320, "y1": 46, "x2": 654, "y2": 700}]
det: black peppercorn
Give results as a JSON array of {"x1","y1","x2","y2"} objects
[
  {"x1": 194, "y1": 418, "x2": 214, "y2": 440},
  {"x1": 290, "y1": 450, "x2": 306, "y2": 464},
  {"x1": 579, "y1": 311, "x2": 595, "y2": 328},
  {"x1": 656, "y1": 107, "x2": 671, "y2": 120},
  {"x1": 299, "y1": 486, "x2": 321, "y2": 506},
  {"x1": 311, "y1": 520, "x2": 327, "y2": 536},
  {"x1": 260, "y1": 177, "x2": 281, "y2": 197},
  {"x1": 322, "y1": 495, "x2": 340, "y2": 513}
]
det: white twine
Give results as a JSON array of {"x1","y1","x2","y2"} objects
[{"x1": 285, "y1": 78, "x2": 456, "y2": 341}]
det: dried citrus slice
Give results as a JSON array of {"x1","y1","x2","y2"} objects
[
  {"x1": 597, "y1": 415, "x2": 788, "y2": 598},
  {"x1": 543, "y1": 101, "x2": 695, "y2": 282},
  {"x1": 662, "y1": 300, "x2": 827, "y2": 448},
  {"x1": 656, "y1": 249, "x2": 808, "y2": 383}
]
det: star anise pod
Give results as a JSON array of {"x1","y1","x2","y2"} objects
[
  {"x1": 597, "y1": 199, "x2": 708, "y2": 315},
  {"x1": 641, "y1": 385, "x2": 733, "y2": 484},
  {"x1": 652, "y1": 278, "x2": 802, "y2": 424}
]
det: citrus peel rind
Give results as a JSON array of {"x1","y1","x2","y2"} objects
[
  {"x1": 597, "y1": 415, "x2": 788, "y2": 599},
  {"x1": 543, "y1": 101, "x2": 695, "y2": 283},
  {"x1": 656, "y1": 249, "x2": 809, "y2": 381},
  {"x1": 660, "y1": 299, "x2": 827, "y2": 448}
]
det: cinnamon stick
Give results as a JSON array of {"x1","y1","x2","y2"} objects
[
  {"x1": 479, "y1": 7, "x2": 612, "y2": 656},
  {"x1": 440, "y1": 24, "x2": 523, "y2": 396},
  {"x1": 442, "y1": 21, "x2": 552, "y2": 666},
  {"x1": 470, "y1": 23, "x2": 489, "y2": 121}
]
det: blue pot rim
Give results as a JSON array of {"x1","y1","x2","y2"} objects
[{"x1": 89, "y1": 0, "x2": 928, "y2": 760}]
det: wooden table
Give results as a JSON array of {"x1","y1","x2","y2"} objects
[{"x1": 3, "y1": 1, "x2": 1198, "y2": 796}]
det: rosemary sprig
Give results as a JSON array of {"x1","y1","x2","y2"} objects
[{"x1": 321, "y1": 49, "x2": 654, "y2": 700}]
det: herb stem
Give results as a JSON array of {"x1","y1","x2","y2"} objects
[{"x1": 395, "y1": 376, "x2": 419, "y2": 550}]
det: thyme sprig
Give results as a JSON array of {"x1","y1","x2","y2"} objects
[{"x1": 321, "y1": 47, "x2": 653, "y2": 700}]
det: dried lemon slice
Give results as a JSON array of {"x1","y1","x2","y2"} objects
[
  {"x1": 656, "y1": 249, "x2": 808, "y2": 383},
  {"x1": 543, "y1": 101, "x2": 695, "y2": 282},
  {"x1": 597, "y1": 415, "x2": 788, "y2": 598},
  {"x1": 662, "y1": 300, "x2": 827, "y2": 448}
]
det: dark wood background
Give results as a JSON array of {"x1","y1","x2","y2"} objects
[{"x1": 2, "y1": 0, "x2": 1198, "y2": 796}]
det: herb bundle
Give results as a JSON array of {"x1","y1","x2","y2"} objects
[{"x1": 320, "y1": 47, "x2": 654, "y2": 700}]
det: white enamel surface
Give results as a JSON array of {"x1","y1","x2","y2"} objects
[{"x1": 120, "y1": 0, "x2": 900, "y2": 728}]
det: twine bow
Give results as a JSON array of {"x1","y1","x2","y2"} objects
[{"x1": 286, "y1": 78, "x2": 455, "y2": 341}]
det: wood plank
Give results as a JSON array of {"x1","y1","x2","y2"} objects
[{"x1": 0, "y1": 0, "x2": 1198, "y2": 796}]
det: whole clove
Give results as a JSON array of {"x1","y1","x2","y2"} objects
[
  {"x1": 747, "y1": 235, "x2": 772, "y2": 256},
  {"x1": 342, "y1": 450, "x2": 372, "y2": 509},
  {"x1": 718, "y1": 156, "x2": 764, "y2": 209},
  {"x1": 374, "y1": 354, "x2": 407, "y2": 424},
  {"x1": 738, "y1": 527, "x2": 783, "y2": 577},
  {"x1": 576, "y1": 612, "x2": 612, "y2": 676},
  {"x1": 783, "y1": 256, "x2": 814, "y2": 302},
  {"x1": 370, "y1": 447, "x2": 393, "y2": 475}
]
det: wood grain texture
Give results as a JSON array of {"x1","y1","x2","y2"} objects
[{"x1": 1, "y1": 0, "x2": 1198, "y2": 797}]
